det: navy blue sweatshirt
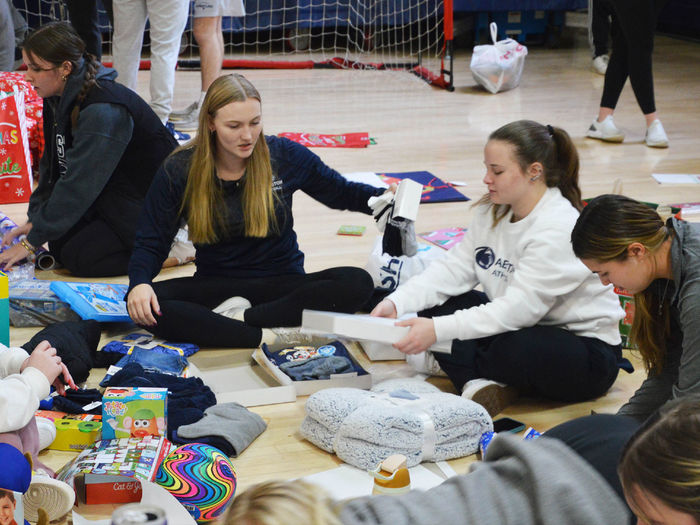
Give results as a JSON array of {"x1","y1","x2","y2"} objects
[{"x1": 128, "y1": 136, "x2": 383, "y2": 288}]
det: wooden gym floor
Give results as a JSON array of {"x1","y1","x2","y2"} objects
[{"x1": 4, "y1": 27, "x2": 700, "y2": 508}]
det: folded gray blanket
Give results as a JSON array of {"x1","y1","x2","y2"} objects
[{"x1": 301, "y1": 379, "x2": 492, "y2": 469}]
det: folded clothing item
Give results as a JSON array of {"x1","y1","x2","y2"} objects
[
  {"x1": 101, "y1": 332, "x2": 199, "y2": 357},
  {"x1": 301, "y1": 378, "x2": 492, "y2": 470},
  {"x1": 263, "y1": 340, "x2": 368, "y2": 381},
  {"x1": 174, "y1": 402, "x2": 267, "y2": 457},
  {"x1": 99, "y1": 346, "x2": 189, "y2": 387}
]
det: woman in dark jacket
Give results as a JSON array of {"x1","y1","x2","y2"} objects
[{"x1": 0, "y1": 21, "x2": 176, "y2": 276}]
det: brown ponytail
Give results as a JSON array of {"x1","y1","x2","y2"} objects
[{"x1": 478, "y1": 120, "x2": 582, "y2": 225}]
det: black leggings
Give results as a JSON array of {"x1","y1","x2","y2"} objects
[
  {"x1": 590, "y1": 0, "x2": 612, "y2": 57},
  {"x1": 429, "y1": 291, "x2": 624, "y2": 402},
  {"x1": 546, "y1": 413, "x2": 641, "y2": 520},
  {"x1": 49, "y1": 217, "x2": 132, "y2": 277},
  {"x1": 600, "y1": 0, "x2": 669, "y2": 114},
  {"x1": 145, "y1": 266, "x2": 374, "y2": 348}
]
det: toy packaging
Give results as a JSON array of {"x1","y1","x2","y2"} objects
[
  {"x1": 9, "y1": 279, "x2": 81, "y2": 327},
  {"x1": 101, "y1": 387, "x2": 168, "y2": 440},
  {"x1": 36, "y1": 410, "x2": 102, "y2": 451},
  {"x1": 50, "y1": 281, "x2": 130, "y2": 322},
  {"x1": 54, "y1": 435, "x2": 171, "y2": 504}
]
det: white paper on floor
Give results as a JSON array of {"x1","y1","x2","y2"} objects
[
  {"x1": 652, "y1": 173, "x2": 700, "y2": 184},
  {"x1": 302, "y1": 461, "x2": 456, "y2": 501}
]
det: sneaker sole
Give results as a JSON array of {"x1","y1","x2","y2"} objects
[
  {"x1": 586, "y1": 132, "x2": 624, "y2": 143},
  {"x1": 23, "y1": 477, "x2": 75, "y2": 522},
  {"x1": 470, "y1": 384, "x2": 518, "y2": 417},
  {"x1": 646, "y1": 140, "x2": 669, "y2": 148}
]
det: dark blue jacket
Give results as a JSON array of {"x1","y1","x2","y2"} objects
[
  {"x1": 27, "y1": 60, "x2": 176, "y2": 248},
  {"x1": 128, "y1": 136, "x2": 383, "y2": 288}
]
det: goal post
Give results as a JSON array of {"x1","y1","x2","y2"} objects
[{"x1": 13, "y1": 0, "x2": 454, "y2": 90}]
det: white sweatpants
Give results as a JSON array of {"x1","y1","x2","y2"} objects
[{"x1": 112, "y1": 0, "x2": 189, "y2": 122}]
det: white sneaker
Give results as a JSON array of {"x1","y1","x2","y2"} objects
[
  {"x1": 591, "y1": 55, "x2": 609, "y2": 75},
  {"x1": 462, "y1": 378, "x2": 518, "y2": 417},
  {"x1": 172, "y1": 110, "x2": 200, "y2": 132},
  {"x1": 35, "y1": 417, "x2": 56, "y2": 451},
  {"x1": 23, "y1": 473, "x2": 75, "y2": 522},
  {"x1": 587, "y1": 115, "x2": 625, "y2": 143},
  {"x1": 213, "y1": 296, "x2": 252, "y2": 320},
  {"x1": 405, "y1": 351, "x2": 447, "y2": 377},
  {"x1": 167, "y1": 227, "x2": 195, "y2": 265},
  {"x1": 168, "y1": 101, "x2": 199, "y2": 122},
  {"x1": 645, "y1": 119, "x2": 669, "y2": 148}
]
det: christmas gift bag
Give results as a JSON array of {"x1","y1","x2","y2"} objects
[{"x1": 0, "y1": 88, "x2": 33, "y2": 203}]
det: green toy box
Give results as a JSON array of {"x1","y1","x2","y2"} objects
[{"x1": 101, "y1": 387, "x2": 167, "y2": 440}]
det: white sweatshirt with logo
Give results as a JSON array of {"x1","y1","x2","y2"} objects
[{"x1": 387, "y1": 187, "x2": 623, "y2": 345}]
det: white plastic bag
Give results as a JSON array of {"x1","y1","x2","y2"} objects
[
  {"x1": 470, "y1": 22, "x2": 528, "y2": 94},
  {"x1": 365, "y1": 237, "x2": 445, "y2": 292}
]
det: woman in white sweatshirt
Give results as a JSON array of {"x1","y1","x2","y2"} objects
[{"x1": 372, "y1": 120, "x2": 629, "y2": 416}]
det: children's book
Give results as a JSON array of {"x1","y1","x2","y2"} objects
[
  {"x1": 377, "y1": 172, "x2": 469, "y2": 203},
  {"x1": 55, "y1": 435, "x2": 171, "y2": 504},
  {"x1": 49, "y1": 281, "x2": 130, "y2": 322},
  {"x1": 419, "y1": 227, "x2": 468, "y2": 250}
]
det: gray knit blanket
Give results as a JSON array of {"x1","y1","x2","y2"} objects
[{"x1": 301, "y1": 379, "x2": 492, "y2": 470}]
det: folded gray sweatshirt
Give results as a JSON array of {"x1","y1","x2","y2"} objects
[{"x1": 339, "y1": 435, "x2": 631, "y2": 525}]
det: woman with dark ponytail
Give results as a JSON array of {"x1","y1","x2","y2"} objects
[
  {"x1": 572, "y1": 194, "x2": 700, "y2": 421},
  {"x1": 0, "y1": 21, "x2": 176, "y2": 277},
  {"x1": 372, "y1": 120, "x2": 630, "y2": 416}
]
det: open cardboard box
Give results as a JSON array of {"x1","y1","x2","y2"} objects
[
  {"x1": 188, "y1": 348, "x2": 296, "y2": 407},
  {"x1": 252, "y1": 338, "x2": 373, "y2": 396}
]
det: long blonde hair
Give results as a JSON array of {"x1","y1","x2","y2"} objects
[
  {"x1": 618, "y1": 395, "x2": 700, "y2": 522},
  {"x1": 571, "y1": 194, "x2": 671, "y2": 374},
  {"x1": 179, "y1": 74, "x2": 276, "y2": 243},
  {"x1": 222, "y1": 480, "x2": 342, "y2": 525},
  {"x1": 477, "y1": 120, "x2": 582, "y2": 226}
]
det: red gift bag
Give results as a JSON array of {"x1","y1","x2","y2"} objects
[{"x1": 0, "y1": 89, "x2": 33, "y2": 203}]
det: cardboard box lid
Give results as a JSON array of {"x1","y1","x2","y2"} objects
[{"x1": 188, "y1": 350, "x2": 297, "y2": 407}]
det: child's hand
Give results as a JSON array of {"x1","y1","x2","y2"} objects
[
  {"x1": 371, "y1": 299, "x2": 398, "y2": 319},
  {"x1": 393, "y1": 317, "x2": 437, "y2": 354},
  {"x1": 21, "y1": 340, "x2": 64, "y2": 386},
  {"x1": 53, "y1": 362, "x2": 77, "y2": 395}
]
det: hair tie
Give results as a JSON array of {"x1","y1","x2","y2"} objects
[{"x1": 546, "y1": 124, "x2": 554, "y2": 136}]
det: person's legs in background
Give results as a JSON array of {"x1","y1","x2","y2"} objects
[
  {"x1": 170, "y1": 0, "x2": 245, "y2": 129},
  {"x1": 112, "y1": 0, "x2": 148, "y2": 91},
  {"x1": 144, "y1": 0, "x2": 189, "y2": 124},
  {"x1": 589, "y1": 0, "x2": 612, "y2": 74},
  {"x1": 588, "y1": 0, "x2": 670, "y2": 147},
  {"x1": 64, "y1": 0, "x2": 102, "y2": 59},
  {"x1": 0, "y1": 0, "x2": 14, "y2": 71}
]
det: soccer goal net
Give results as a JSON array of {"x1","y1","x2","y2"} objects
[{"x1": 14, "y1": 0, "x2": 454, "y2": 89}]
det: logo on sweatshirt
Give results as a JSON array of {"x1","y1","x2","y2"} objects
[{"x1": 475, "y1": 246, "x2": 495, "y2": 269}]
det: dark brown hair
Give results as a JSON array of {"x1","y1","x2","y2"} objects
[
  {"x1": 572, "y1": 194, "x2": 671, "y2": 373},
  {"x1": 22, "y1": 21, "x2": 101, "y2": 127}
]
